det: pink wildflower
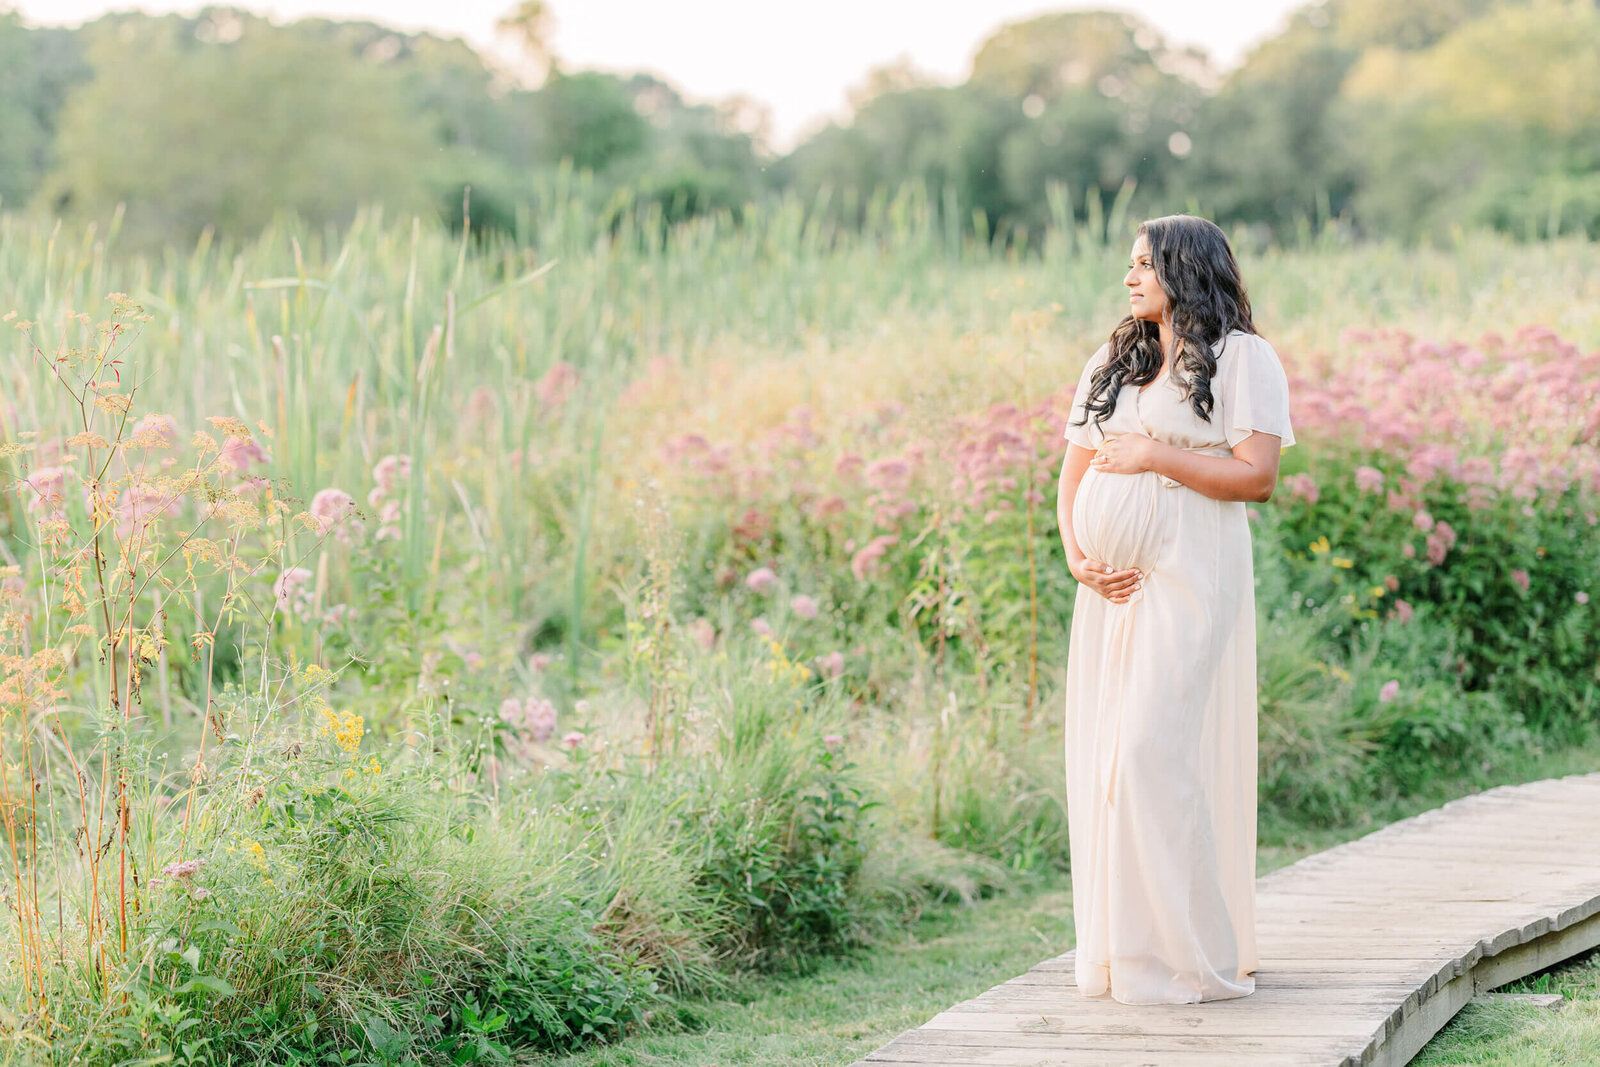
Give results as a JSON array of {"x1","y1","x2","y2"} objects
[
  {"x1": 1393, "y1": 599, "x2": 1414, "y2": 623},
  {"x1": 218, "y1": 437, "x2": 268, "y2": 473},
  {"x1": 686, "y1": 616, "x2": 716, "y2": 651},
  {"x1": 499, "y1": 696, "x2": 558, "y2": 744},
  {"x1": 1425, "y1": 521, "x2": 1457, "y2": 566},
  {"x1": 751, "y1": 617, "x2": 773, "y2": 638},
  {"x1": 1378, "y1": 680, "x2": 1400, "y2": 703},
  {"x1": 1355, "y1": 466, "x2": 1384, "y2": 494},
  {"x1": 372, "y1": 454, "x2": 411, "y2": 493},
  {"x1": 309, "y1": 488, "x2": 356, "y2": 538},
  {"x1": 822, "y1": 733, "x2": 844, "y2": 749},
  {"x1": 834, "y1": 452, "x2": 865, "y2": 479},
  {"x1": 375, "y1": 500, "x2": 402, "y2": 541},
  {"x1": 1412, "y1": 511, "x2": 1435, "y2": 532},
  {"x1": 1577, "y1": 592, "x2": 1590, "y2": 605},
  {"x1": 864, "y1": 456, "x2": 912, "y2": 490},
  {"x1": 790, "y1": 594, "x2": 819, "y2": 619},
  {"x1": 130, "y1": 413, "x2": 179, "y2": 449},
  {"x1": 529, "y1": 652, "x2": 554, "y2": 673},
  {"x1": 116, "y1": 484, "x2": 179, "y2": 538},
  {"x1": 815, "y1": 651, "x2": 845, "y2": 679},
  {"x1": 536, "y1": 362, "x2": 580, "y2": 410},
  {"x1": 525, "y1": 698, "x2": 557, "y2": 743},
  {"x1": 850, "y1": 534, "x2": 899, "y2": 581},
  {"x1": 561, "y1": 731, "x2": 585, "y2": 750},
  {"x1": 745, "y1": 566, "x2": 779, "y2": 595},
  {"x1": 273, "y1": 567, "x2": 314, "y2": 617},
  {"x1": 464, "y1": 386, "x2": 498, "y2": 426},
  {"x1": 1511, "y1": 569, "x2": 1530, "y2": 592},
  {"x1": 20, "y1": 466, "x2": 67, "y2": 519},
  {"x1": 160, "y1": 858, "x2": 205, "y2": 880},
  {"x1": 1285, "y1": 473, "x2": 1319, "y2": 506}
]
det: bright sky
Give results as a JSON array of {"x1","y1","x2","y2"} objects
[{"x1": 15, "y1": 0, "x2": 1307, "y2": 148}]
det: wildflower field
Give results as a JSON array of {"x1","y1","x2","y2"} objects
[{"x1": 0, "y1": 183, "x2": 1598, "y2": 1064}]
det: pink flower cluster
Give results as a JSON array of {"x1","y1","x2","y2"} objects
[
  {"x1": 309, "y1": 488, "x2": 357, "y2": 540},
  {"x1": 368, "y1": 455, "x2": 410, "y2": 541},
  {"x1": 536, "y1": 362, "x2": 581, "y2": 412},
  {"x1": 850, "y1": 534, "x2": 899, "y2": 581},
  {"x1": 274, "y1": 566, "x2": 315, "y2": 617},
  {"x1": 942, "y1": 399, "x2": 1058, "y2": 519},
  {"x1": 500, "y1": 695, "x2": 559, "y2": 756},
  {"x1": 1290, "y1": 326, "x2": 1600, "y2": 504},
  {"x1": 1423, "y1": 520, "x2": 1458, "y2": 566}
]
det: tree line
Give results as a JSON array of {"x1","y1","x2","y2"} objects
[{"x1": 1, "y1": 0, "x2": 1596, "y2": 247}]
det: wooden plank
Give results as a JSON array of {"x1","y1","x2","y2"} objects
[{"x1": 852, "y1": 772, "x2": 1600, "y2": 1067}]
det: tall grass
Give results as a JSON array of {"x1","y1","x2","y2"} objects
[{"x1": 1, "y1": 184, "x2": 1598, "y2": 1062}]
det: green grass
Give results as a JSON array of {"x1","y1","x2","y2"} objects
[
  {"x1": 1414, "y1": 951, "x2": 1600, "y2": 1065},
  {"x1": 525, "y1": 880, "x2": 1077, "y2": 1066},
  {"x1": 529, "y1": 737, "x2": 1600, "y2": 1066}
]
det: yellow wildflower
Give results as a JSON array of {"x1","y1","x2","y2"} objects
[
  {"x1": 1310, "y1": 536, "x2": 1331, "y2": 555},
  {"x1": 317, "y1": 706, "x2": 364, "y2": 755},
  {"x1": 1331, "y1": 557, "x2": 1354, "y2": 568}
]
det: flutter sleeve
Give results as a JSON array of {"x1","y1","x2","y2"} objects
[
  {"x1": 1063, "y1": 343, "x2": 1111, "y2": 450},
  {"x1": 1218, "y1": 333, "x2": 1296, "y2": 450}
]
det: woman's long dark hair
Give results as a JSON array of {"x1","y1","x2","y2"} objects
[{"x1": 1070, "y1": 214, "x2": 1255, "y2": 435}]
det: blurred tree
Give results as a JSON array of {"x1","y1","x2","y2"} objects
[
  {"x1": 1338, "y1": 0, "x2": 1600, "y2": 238},
  {"x1": 1180, "y1": 10, "x2": 1360, "y2": 232},
  {"x1": 783, "y1": 84, "x2": 1023, "y2": 232},
  {"x1": 527, "y1": 71, "x2": 650, "y2": 174},
  {"x1": 0, "y1": 13, "x2": 89, "y2": 209},
  {"x1": 788, "y1": 11, "x2": 1205, "y2": 238},
  {"x1": 42, "y1": 10, "x2": 433, "y2": 242},
  {"x1": 496, "y1": 0, "x2": 557, "y2": 80},
  {"x1": 970, "y1": 10, "x2": 1213, "y2": 101}
]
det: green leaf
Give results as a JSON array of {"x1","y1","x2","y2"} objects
[{"x1": 174, "y1": 975, "x2": 236, "y2": 997}]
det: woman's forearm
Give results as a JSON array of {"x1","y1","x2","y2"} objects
[{"x1": 1146, "y1": 438, "x2": 1279, "y2": 503}]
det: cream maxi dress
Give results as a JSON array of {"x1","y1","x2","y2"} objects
[{"x1": 1061, "y1": 328, "x2": 1295, "y2": 1005}]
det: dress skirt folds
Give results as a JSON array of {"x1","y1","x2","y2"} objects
[{"x1": 1061, "y1": 329, "x2": 1296, "y2": 1004}]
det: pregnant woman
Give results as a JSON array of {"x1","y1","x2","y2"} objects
[{"x1": 1056, "y1": 213, "x2": 1295, "y2": 1004}]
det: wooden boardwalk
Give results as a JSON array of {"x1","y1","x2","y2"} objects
[{"x1": 858, "y1": 772, "x2": 1600, "y2": 1066}]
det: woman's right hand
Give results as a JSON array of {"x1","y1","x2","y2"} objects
[{"x1": 1069, "y1": 557, "x2": 1143, "y2": 603}]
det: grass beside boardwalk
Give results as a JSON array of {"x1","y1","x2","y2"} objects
[
  {"x1": 528, "y1": 882, "x2": 1077, "y2": 1067},
  {"x1": 533, "y1": 739, "x2": 1600, "y2": 1066},
  {"x1": 1414, "y1": 950, "x2": 1600, "y2": 1066}
]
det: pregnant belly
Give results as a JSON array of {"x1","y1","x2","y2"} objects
[{"x1": 1072, "y1": 468, "x2": 1168, "y2": 573}]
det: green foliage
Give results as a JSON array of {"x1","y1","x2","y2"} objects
[
  {"x1": 3, "y1": 0, "x2": 1598, "y2": 244},
  {"x1": 43, "y1": 11, "x2": 435, "y2": 243},
  {"x1": 0, "y1": 14, "x2": 87, "y2": 209}
]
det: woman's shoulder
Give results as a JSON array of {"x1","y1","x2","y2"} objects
[
  {"x1": 1215, "y1": 329, "x2": 1281, "y2": 365},
  {"x1": 1076, "y1": 340, "x2": 1113, "y2": 379}
]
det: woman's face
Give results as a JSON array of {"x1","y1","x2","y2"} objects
[{"x1": 1124, "y1": 233, "x2": 1169, "y2": 324}]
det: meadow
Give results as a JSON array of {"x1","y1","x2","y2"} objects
[{"x1": 0, "y1": 180, "x2": 1597, "y2": 1064}]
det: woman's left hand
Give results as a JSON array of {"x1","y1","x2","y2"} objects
[{"x1": 1091, "y1": 433, "x2": 1161, "y2": 475}]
